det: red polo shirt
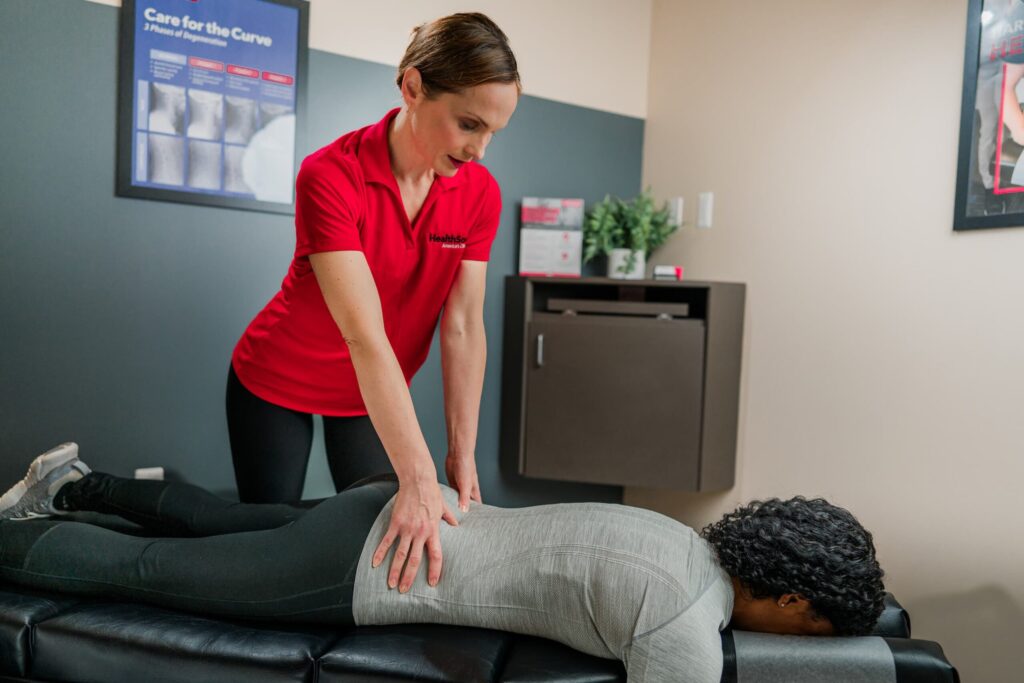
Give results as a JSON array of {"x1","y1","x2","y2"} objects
[{"x1": 231, "y1": 108, "x2": 502, "y2": 416}]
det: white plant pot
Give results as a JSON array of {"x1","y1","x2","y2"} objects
[{"x1": 607, "y1": 248, "x2": 646, "y2": 280}]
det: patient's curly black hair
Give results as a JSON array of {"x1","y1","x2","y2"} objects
[{"x1": 700, "y1": 496, "x2": 885, "y2": 636}]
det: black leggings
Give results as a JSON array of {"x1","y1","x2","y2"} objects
[
  {"x1": 0, "y1": 472, "x2": 398, "y2": 625},
  {"x1": 226, "y1": 365, "x2": 394, "y2": 503}
]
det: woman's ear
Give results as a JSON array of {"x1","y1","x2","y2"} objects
[
  {"x1": 781, "y1": 594, "x2": 834, "y2": 634},
  {"x1": 400, "y1": 67, "x2": 424, "y2": 107},
  {"x1": 777, "y1": 593, "x2": 804, "y2": 608}
]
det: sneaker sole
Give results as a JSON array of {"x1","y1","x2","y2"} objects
[{"x1": 7, "y1": 510, "x2": 52, "y2": 521}]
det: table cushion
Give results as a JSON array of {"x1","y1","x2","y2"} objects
[
  {"x1": 32, "y1": 601, "x2": 336, "y2": 683},
  {"x1": 318, "y1": 624, "x2": 510, "y2": 683},
  {"x1": 0, "y1": 588, "x2": 79, "y2": 677},
  {"x1": 0, "y1": 583, "x2": 956, "y2": 683}
]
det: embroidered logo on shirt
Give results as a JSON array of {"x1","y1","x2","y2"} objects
[{"x1": 428, "y1": 232, "x2": 467, "y2": 249}]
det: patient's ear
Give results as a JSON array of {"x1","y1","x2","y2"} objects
[
  {"x1": 779, "y1": 594, "x2": 834, "y2": 636},
  {"x1": 777, "y1": 593, "x2": 807, "y2": 609},
  {"x1": 729, "y1": 580, "x2": 834, "y2": 636}
]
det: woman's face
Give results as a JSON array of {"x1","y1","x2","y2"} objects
[{"x1": 404, "y1": 72, "x2": 519, "y2": 178}]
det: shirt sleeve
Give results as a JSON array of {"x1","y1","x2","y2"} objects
[
  {"x1": 294, "y1": 157, "x2": 364, "y2": 258},
  {"x1": 462, "y1": 174, "x2": 502, "y2": 261},
  {"x1": 624, "y1": 608, "x2": 724, "y2": 683}
]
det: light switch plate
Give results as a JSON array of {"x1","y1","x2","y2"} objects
[
  {"x1": 670, "y1": 196, "x2": 684, "y2": 226},
  {"x1": 698, "y1": 192, "x2": 713, "y2": 229}
]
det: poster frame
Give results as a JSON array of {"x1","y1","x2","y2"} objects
[
  {"x1": 115, "y1": 0, "x2": 309, "y2": 215},
  {"x1": 951, "y1": 0, "x2": 1024, "y2": 230}
]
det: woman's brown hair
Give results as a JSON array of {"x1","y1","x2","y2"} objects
[{"x1": 396, "y1": 13, "x2": 520, "y2": 97}]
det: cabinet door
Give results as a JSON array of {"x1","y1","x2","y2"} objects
[{"x1": 523, "y1": 313, "x2": 705, "y2": 489}]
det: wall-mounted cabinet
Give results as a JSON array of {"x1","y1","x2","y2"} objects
[{"x1": 500, "y1": 276, "x2": 745, "y2": 491}]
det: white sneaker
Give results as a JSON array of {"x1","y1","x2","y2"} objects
[{"x1": 0, "y1": 442, "x2": 91, "y2": 521}]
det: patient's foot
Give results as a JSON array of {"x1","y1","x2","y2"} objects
[{"x1": 0, "y1": 443, "x2": 91, "y2": 521}]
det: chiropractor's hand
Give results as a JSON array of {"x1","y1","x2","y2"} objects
[
  {"x1": 372, "y1": 477, "x2": 458, "y2": 592},
  {"x1": 445, "y1": 453, "x2": 482, "y2": 512}
]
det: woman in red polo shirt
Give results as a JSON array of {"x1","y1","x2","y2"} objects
[{"x1": 227, "y1": 13, "x2": 519, "y2": 590}]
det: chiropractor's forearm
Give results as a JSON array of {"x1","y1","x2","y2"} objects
[
  {"x1": 309, "y1": 250, "x2": 437, "y2": 484},
  {"x1": 347, "y1": 337, "x2": 435, "y2": 482},
  {"x1": 440, "y1": 316, "x2": 486, "y2": 457}
]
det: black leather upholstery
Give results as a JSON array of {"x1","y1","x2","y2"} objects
[
  {"x1": 875, "y1": 593, "x2": 912, "y2": 638},
  {"x1": 318, "y1": 625, "x2": 510, "y2": 682},
  {"x1": 0, "y1": 585, "x2": 956, "y2": 683},
  {"x1": 885, "y1": 638, "x2": 962, "y2": 683},
  {"x1": 32, "y1": 601, "x2": 337, "y2": 683},
  {"x1": 497, "y1": 637, "x2": 625, "y2": 683},
  {"x1": 0, "y1": 586, "x2": 625, "y2": 683},
  {"x1": 0, "y1": 590, "x2": 78, "y2": 678}
]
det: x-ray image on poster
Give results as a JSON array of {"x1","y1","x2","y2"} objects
[{"x1": 117, "y1": 0, "x2": 308, "y2": 214}]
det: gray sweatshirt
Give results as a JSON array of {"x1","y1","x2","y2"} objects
[{"x1": 353, "y1": 484, "x2": 733, "y2": 683}]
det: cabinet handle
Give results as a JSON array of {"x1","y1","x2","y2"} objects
[{"x1": 536, "y1": 333, "x2": 545, "y2": 367}]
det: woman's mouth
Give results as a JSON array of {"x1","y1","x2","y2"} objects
[{"x1": 448, "y1": 155, "x2": 468, "y2": 168}]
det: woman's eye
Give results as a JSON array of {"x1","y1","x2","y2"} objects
[{"x1": 459, "y1": 120, "x2": 478, "y2": 132}]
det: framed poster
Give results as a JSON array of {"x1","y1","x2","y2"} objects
[
  {"x1": 116, "y1": 0, "x2": 309, "y2": 214},
  {"x1": 954, "y1": 0, "x2": 1024, "y2": 230}
]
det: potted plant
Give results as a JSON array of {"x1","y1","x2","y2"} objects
[{"x1": 583, "y1": 188, "x2": 679, "y2": 279}]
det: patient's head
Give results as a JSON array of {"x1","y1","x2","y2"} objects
[{"x1": 701, "y1": 496, "x2": 885, "y2": 637}]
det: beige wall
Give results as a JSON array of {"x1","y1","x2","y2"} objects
[
  {"x1": 85, "y1": 0, "x2": 652, "y2": 117},
  {"x1": 628, "y1": 1, "x2": 1024, "y2": 680}
]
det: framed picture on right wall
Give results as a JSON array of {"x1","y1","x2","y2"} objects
[{"x1": 954, "y1": 0, "x2": 1024, "y2": 230}]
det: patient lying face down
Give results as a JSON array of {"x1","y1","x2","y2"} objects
[
  {"x1": 0, "y1": 444, "x2": 885, "y2": 683},
  {"x1": 701, "y1": 497, "x2": 885, "y2": 638}
]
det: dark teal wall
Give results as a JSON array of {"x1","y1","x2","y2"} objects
[{"x1": 0, "y1": 0, "x2": 643, "y2": 506}]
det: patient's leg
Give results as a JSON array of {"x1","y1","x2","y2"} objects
[
  {"x1": 58, "y1": 472, "x2": 305, "y2": 537},
  {"x1": 0, "y1": 479, "x2": 397, "y2": 624}
]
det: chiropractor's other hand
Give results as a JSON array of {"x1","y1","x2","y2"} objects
[
  {"x1": 372, "y1": 477, "x2": 458, "y2": 592},
  {"x1": 445, "y1": 453, "x2": 482, "y2": 513}
]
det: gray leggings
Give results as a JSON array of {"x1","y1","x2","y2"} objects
[{"x1": 0, "y1": 473, "x2": 398, "y2": 625}]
